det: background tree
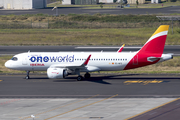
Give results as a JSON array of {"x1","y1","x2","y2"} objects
[{"x1": 100, "y1": 2, "x2": 103, "y2": 9}]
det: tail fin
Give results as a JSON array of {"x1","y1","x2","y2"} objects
[
  {"x1": 139, "y1": 25, "x2": 169, "y2": 55},
  {"x1": 124, "y1": 25, "x2": 169, "y2": 70}
]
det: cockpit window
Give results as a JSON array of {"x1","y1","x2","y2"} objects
[{"x1": 11, "y1": 57, "x2": 18, "y2": 61}]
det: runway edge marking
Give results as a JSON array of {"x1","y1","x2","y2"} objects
[
  {"x1": 125, "y1": 98, "x2": 180, "y2": 120},
  {"x1": 20, "y1": 94, "x2": 99, "y2": 120},
  {"x1": 44, "y1": 94, "x2": 118, "y2": 120}
]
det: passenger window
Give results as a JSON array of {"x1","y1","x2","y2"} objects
[{"x1": 11, "y1": 57, "x2": 18, "y2": 61}]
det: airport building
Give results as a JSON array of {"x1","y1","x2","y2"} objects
[
  {"x1": 127, "y1": 0, "x2": 145, "y2": 4},
  {"x1": 0, "y1": 0, "x2": 46, "y2": 9},
  {"x1": 151, "y1": 0, "x2": 161, "y2": 3},
  {"x1": 62, "y1": 0, "x2": 99, "y2": 5},
  {"x1": 0, "y1": 0, "x2": 147, "y2": 9},
  {"x1": 99, "y1": 0, "x2": 113, "y2": 3},
  {"x1": 62, "y1": 0, "x2": 145, "y2": 4},
  {"x1": 62, "y1": 0, "x2": 73, "y2": 4}
]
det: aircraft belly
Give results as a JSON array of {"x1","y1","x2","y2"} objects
[{"x1": 96, "y1": 64, "x2": 126, "y2": 71}]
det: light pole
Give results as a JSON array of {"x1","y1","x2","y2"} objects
[{"x1": 52, "y1": 6, "x2": 58, "y2": 16}]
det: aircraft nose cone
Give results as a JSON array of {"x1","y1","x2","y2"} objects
[{"x1": 5, "y1": 61, "x2": 11, "y2": 68}]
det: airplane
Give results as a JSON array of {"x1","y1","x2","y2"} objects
[{"x1": 5, "y1": 25, "x2": 173, "y2": 81}]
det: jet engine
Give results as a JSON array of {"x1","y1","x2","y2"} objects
[{"x1": 47, "y1": 68, "x2": 68, "y2": 79}]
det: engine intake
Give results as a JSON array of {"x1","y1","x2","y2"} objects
[{"x1": 47, "y1": 68, "x2": 68, "y2": 79}]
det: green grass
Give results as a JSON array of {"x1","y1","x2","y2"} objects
[
  {"x1": 0, "y1": 14, "x2": 176, "y2": 30},
  {"x1": 0, "y1": 27, "x2": 180, "y2": 46},
  {"x1": 0, "y1": 14, "x2": 160, "y2": 23}
]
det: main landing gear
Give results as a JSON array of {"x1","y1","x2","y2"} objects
[
  {"x1": 77, "y1": 75, "x2": 83, "y2": 81},
  {"x1": 25, "y1": 71, "x2": 30, "y2": 79},
  {"x1": 77, "y1": 72, "x2": 91, "y2": 81},
  {"x1": 84, "y1": 72, "x2": 91, "y2": 79}
]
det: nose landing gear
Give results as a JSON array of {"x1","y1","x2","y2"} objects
[{"x1": 25, "y1": 71, "x2": 30, "y2": 79}]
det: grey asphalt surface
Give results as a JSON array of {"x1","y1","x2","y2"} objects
[
  {"x1": 0, "y1": 74, "x2": 180, "y2": 120},
  {"x1": 0, "y1": 98, "x2": 175, "y2": 120},
  {"x1": 0, "y1": 74, "x2": 180, "y2": 98},
  {"x1": 0, "y1": 6, "x2": 180, "y2": 15},
  {"x1": 0, "y1": 45, "x2": 180, "y2": 55},
  {"x1": 129, "y1": 98, "x2": 180, "y2": 120}
]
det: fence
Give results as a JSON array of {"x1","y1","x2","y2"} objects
[{"x1": 0, "y1": 20, "x2": 178, "y2": 29}]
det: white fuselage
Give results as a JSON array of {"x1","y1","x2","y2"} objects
[{"x1": 5, "y1": 52, "x2": 138, "y2": 72}]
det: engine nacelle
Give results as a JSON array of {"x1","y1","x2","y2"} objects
[{"x1": 47, "y1": 68, "x2": 68, "y2": 79}]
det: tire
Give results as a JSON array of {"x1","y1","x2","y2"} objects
[
  {"x1": 25, "y1": 76, "x2": 29, "y2": 80},
  {"x1": 84, "y1": 73, "x2": 90, "y2": 79},
  {"x1": 77, "y1": 76, "x2": 83, "y2": 81}
]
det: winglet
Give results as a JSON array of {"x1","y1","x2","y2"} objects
[
  {"x1": 117, "y1": 44, "x2": 125, "y2": 53},
  {"x1": 83, "y1": 55, "x2": 91, "y2": 66}
]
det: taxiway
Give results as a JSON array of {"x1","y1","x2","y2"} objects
[{"x1": 0, "y1": 74, "x2": 180, "y2": 120}]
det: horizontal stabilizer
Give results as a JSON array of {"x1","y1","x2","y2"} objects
[{"x1": 147, "y1": 57, "x2": 161, "y2": 62}]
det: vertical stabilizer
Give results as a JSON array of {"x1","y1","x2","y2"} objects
[
  {"x1": 124, "y1": 25, "x2": 169, "y2": 70},
  {"x1": 139, "y1": 25, "x2": 169, "y2": 55}
]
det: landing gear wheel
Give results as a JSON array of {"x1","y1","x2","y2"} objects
[
  {"x1": 25, "y1": 76, "x2": 29, "y2": 79},
  {"x1": 84, "y1": 73, "x2": 91, "y2": 79},
  {"x1": 77, "y1": 76, "x2": 83, "y2": 81},
  {"x1": 25, "y1": 71, "x2": 30, "y2": 80}
]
